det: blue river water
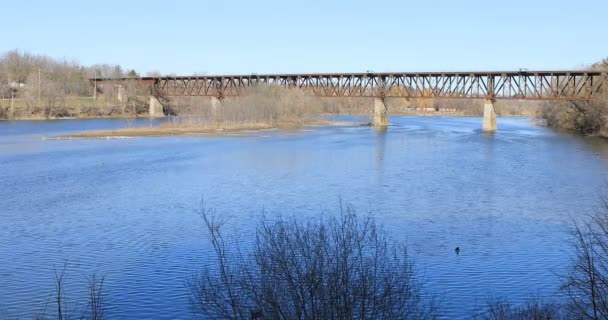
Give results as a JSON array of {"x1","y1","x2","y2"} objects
[{"x1": 1, "y1": 116, "x2": 608, "y2": 319}]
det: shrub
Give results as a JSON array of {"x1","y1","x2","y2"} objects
[
  {"x1": 476, "y1": 299, "x2": 562, "y2": 320},
  {"x1": 190, "y1": 203, "x2": 438, "y2": 320},
  {"x1": 538, "y1": 58, "x2": 608, "y2": 138}
]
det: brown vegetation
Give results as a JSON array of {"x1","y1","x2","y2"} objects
[
  {"x1": 167, "y1": 85, "x2": 322, "y2": 127},
  {"x1": 538, "y1": 58, "x2": 608, "y2": 138},
  {"x1": 62, "y1": 85, "x2": 368, "y2": 138},
  {"x1": 0, "y1": 50, "x2": 149, "y2": 120}
]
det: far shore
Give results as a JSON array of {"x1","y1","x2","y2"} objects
[{"x1": 3, "y1": 110, "x2": 538, "y2": 122}]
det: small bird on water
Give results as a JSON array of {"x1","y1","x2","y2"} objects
[{"x1": 455, "y1": 247, "x2": 460, "y2": 255}]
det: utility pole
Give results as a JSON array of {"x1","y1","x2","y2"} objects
[
  {"x1": 38, "y1": 68, "x2": 41, "y2": 102},
  {"x1": 10, "y1": 90, "x2": 14, "y2": 118}
]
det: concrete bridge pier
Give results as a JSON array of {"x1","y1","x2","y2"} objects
[
  {"x1": 209, "y1": 96, "x2": 221, "y2": 120},
  {"x1": 210, "y1": 96, "x2": 220, "y2": 112},
  {"x1": 116, "y1": 85, "x2": 125, "y2": 104},
  {"x1": 482, "y1": 99, "x2": 497, "y2": 132},
  {"x1": 373, "y1": 97, "x2": 389, "y2": 126},
  {"x1": 149, "y1": 96, "x2": 164, "y2": 117}
]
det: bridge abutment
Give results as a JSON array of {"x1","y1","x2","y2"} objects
[
  {"x1": 149, "y1": 96, "x2": 164, "y2": 117},
  {"x1": 373, "y1": 98, "x2": 389, "y2": 126},
  {"x1": 482, "y1": 99, "x2": 497, "y2": 132}
]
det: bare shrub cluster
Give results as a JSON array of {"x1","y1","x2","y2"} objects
[
  {"x1": 164, "y1": 85, "x2": 326, "y2": 128},
  {"x1": 476, "y1": 299, "x2": 562, "y2": 320},
  {"x1": 190, "y1": 203, "x2": 438, "y2": 320},
  {"x1": 541, "y1": 98, "x2": 608, "y2": 137},
  {"x1": 538, "y1": 58, "x2": 608, "y2": 138},
  {"x1": 219, "y1": 85, "x2": 320, "y2": 125},
  {"x1": 561, "y1": 195, "x2": 608, "y2": 319}
]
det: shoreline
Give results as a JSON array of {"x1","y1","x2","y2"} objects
[{"x1": 2, "y1": 111, "x2": 537, "y2": 122}]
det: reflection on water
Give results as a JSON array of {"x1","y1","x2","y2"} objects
[
  {"x1": 374, "y1": 125, "x2": 387, "y2": 166},
  {"x1": 1, "y1": 116, "x2": 608, "y2": 319}
]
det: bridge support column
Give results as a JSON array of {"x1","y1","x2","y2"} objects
[
  {"x1": 149, "y1": 96, "x2": 164, "y2": 117},
  {"x1": 210, "y1": 96, "x2": 220, "y2": 112},
  {"x1": 482, "y1": 99, "x2": 497, "y2": 132},
  {"x1": 209, "y1": 96, "x2": 221, "y2": 120},
  {"x1": 116, "y1": 85, "x2": 125, "y2": 104},
  {"x1": 373, "y1": 98, "x2": 389, "y2": 126}
]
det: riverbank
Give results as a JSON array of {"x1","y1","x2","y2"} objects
[
  {"x1": 1, "y1": 109, "x2": 538, "y2": 122},
  {"x1": 0, "y1": 97, "x2": 149, "y2": 120}
]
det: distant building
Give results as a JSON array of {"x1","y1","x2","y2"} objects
[{"x1": 8, "y1": 81, "x2": 25, "y2": 89}]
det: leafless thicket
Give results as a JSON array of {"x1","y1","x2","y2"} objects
[
  {"x1": 0, "y1": 50, "x2": 148, "y2": 119},
  {"x1": 190, "y1": 203, "x2": 438, "y2": 320},
  {"x1": 218, "y1": 85, "x2": 320, "y2": 125},
  {"x1": 164, "y1": 85, "x2": 326, "y2": 128},
  {"x1": 539, "y1": 58, "x2": 608, "y2": 138},
  {"x1": 561, "y1": 194, "x2": 608, "y2": 319},
  {"x1": 475, "y1": 299, "x2": 562, "y2": 320}
]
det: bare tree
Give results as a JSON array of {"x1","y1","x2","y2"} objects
[
  {"x1": 2, "y1": 49, "x2": 34, "y2": 85},
  {"x1": 561, "y1": 195, "x2": 608, "y2": 319},
  {"x1": 54, "y1": 264, "x2": 69, "y2": 320},
  {"x1": 190, "y1": 201, "x2": 438, "y2": 320},
  {"x1": 86, "y1": 274, "x2": 106, "y2": 320}
]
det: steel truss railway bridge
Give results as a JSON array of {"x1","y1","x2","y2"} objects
[{"x1": 92, "y1": 70, "x2": 607, "y2": 131}]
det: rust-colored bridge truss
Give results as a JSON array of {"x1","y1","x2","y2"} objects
[{"x1": 93, "y1": 70, "x2": 608, "y2": 101}]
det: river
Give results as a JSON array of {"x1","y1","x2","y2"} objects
[{"x1": 1, "y1": 116, "x2": 608, "y2": 319}]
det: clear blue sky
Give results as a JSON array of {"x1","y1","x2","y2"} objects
[{"x1": 2, "y1": 0, "x2": 607, "y2": 75}]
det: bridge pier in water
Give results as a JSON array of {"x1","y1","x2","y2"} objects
[
  {"x1": 373, "y1": 98, "x2": 389, "y2": 126},
  {"x1": 210, "y1": 96, "x2": 220, "y2": 112},
  {"x1": 149, "y1": 96, "x2": 164, "y2": 117},
  {"x1": 482, "y1": 99, "x2": 497, "y2": 132}
]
